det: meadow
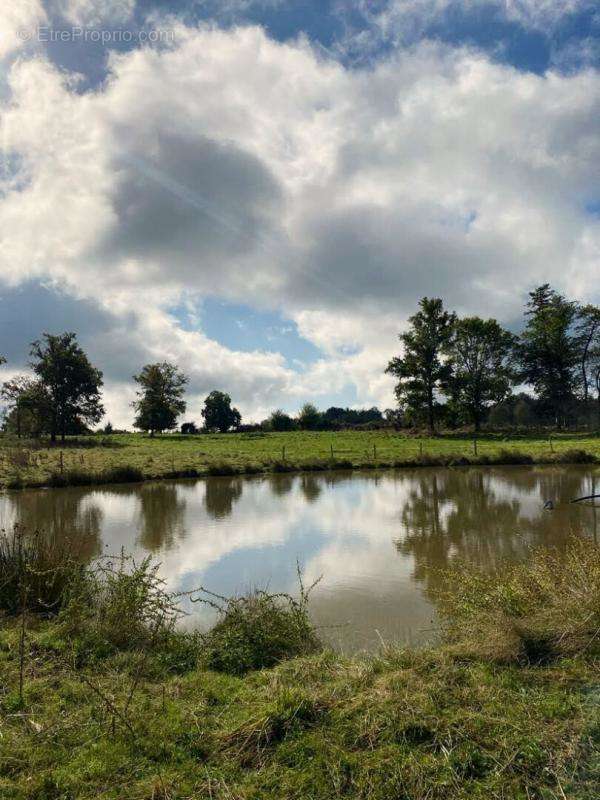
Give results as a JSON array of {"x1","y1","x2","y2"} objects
[
  {"x1": 1, "y1": 429, "x2": 600, "y2": 489},
  {"x1": 1, "y1": 534, "x2": 599, "y2": 799}
]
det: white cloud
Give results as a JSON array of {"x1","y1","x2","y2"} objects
[
  {"x1": 51, "y1": 0, "x2": 136, "y2": 26},
  {"x1": 0, "y1": 1, "x2": 47, "y2": 61},
  {"x1": 1, "y1": 24, "x2": 600, "y2": 422}
]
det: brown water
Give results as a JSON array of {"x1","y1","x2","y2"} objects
[{"x1": 2, "y1": 466, "x2": 599, "y2": 652}]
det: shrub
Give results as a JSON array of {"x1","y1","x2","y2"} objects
[
  {"x1": 198, "y1": 587, "x2": 321, "y2": 676},
  {"x1": 438, "y1": 537, "x2": 600, "y2": 663},
  {"x1": 61, "y1": 555, "x2": 185, "y2": 657}
]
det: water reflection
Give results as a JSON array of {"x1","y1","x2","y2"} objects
[
  {"x1": 136, "y1": 483, "x2": 187, "y2": 552},
  {"x1": 0, "y1": 487, "x2": 103, "y2": 561},
  {"x1": 204, "y1": 476, "x2": 243, "y2": 519},
  {"x1": 1, "y1": 466, "x2": 598, "y2": 652}
]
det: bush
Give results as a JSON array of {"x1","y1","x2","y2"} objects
[
  {"x1": 61, "y1": 554, "x2": 185, "y2": 656},
  {"x1": 198, "y1": 588, "x2": 321, "y2": 676},
  {"x1": 0, "y1": 527, "x2": 84, "y2": 615},
  {"x1": 438, "y1": 537, "x2": 600, "y2": 664}
]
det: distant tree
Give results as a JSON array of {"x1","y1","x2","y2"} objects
[
  {"x1": 201, "y1": 391, "x2": 241, "y2": 433},
  {"x1": 514, "y1": 394, "x2": 537, "y2": 428},
  {"x1": 181, "y1": 421, "x2": 199, "y2": 435},
  {"x1": 30, "y1": 332, "x2": 104, "y2": 442},
  {"x1": 103, "y1": 421, "x2": 114, "y2": 434},
  {"x1": 323, "y1": 407, "x2": 384, "y2": 428},
  {"x1": 575, "y1": 304, "x2": 600, "y2": 403},
  {"x1": 386, "y1": 297, "x2": 456, "y2": 434},
  {"x1": 268, "y1": 409, "x2": 296, "y2": 432},
  {"x1": 297, "y1": 402, "x2": 321, "y2": 430},
  {"x1": 517, "y1": 285, "x2": 580, "y2": 427},
  {"x1": 446, "y1": 317, "x2": 516, "y2": 431},
  {"x1": 1, "y1": 375, "x2": 33, "y2": 438},
  {"x1": 133, "y1": 362, "x2": 187, "y2": 436},
  {"x1": 384, "y1": 408, "x2": 404, "y2": 429},
  {"x1": 1, "y1": 377, "x2": 50, "y2": 438}
]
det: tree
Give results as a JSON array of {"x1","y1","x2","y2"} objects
[
  {"x1": 446, "y1": 317, "x2": 516, "y2": 431},
  {"x1": 386, "y1": 297, "x2": 456, "y2": 434},
  {"x1": 181, "y1": 421, "x2": 199, "y2": 435},
  {"x1": 201, "y1": 390, "x2": 241, "y2": 433},
  {"x1": 297, "y1": 403, "x2": 321, "y2": 430},
  {"x1": 133, "y1": 362, "x2": 187, "y2": 435},
  {"x1": 30, "y1": 332, "x2": 104, "y2": 442},
  {"x1": 517, "y1": 285, "x2": 580, "y2": 427},
  {"x1": 575, "y1": 304, "x2": 600, "y2": 404},
  {"x1": 1, "y1": 377, "x2": 50, "y2": 438},
  {"x1": 268, "y1": 409, "x2": 296, "y2": 432}
]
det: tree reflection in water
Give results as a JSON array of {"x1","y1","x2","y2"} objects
[
  {"x1": 4, "y1": 487, "x2": 103, "y2": 562},
  {"x1": 135, "y1": 482, "x2": 188, "y2": 551},
  {"x1": 395, "y1": 467, "x2": 596, "y2": 601},
  {"x1": 204, "y1": 476, "x2": 244, "y2": 519}
]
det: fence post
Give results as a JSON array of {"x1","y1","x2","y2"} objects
[
  {"x1": 330, "y1": 444, "x2": 334, "y2": 459},
  {"x1": 282, "y1": 445, "x2": 286, "y2": 461},
  {"x1": 473, "y1": 436, "x2": 478, "y2": 456},
  {"x1": 59, "y1": 450, "x2": 64, "y2": 474},
  {"x1": 373, "y1": 444, "x2": 377, "y2": 460}
]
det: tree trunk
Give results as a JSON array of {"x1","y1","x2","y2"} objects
[{"x1": 427, "y1": 385, "x2": 435, "y2": 435}]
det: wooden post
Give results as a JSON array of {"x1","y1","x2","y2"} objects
[
  {"x1": 473, "y1": 436, "x2": 478, "y2": 456},
  {"x1": 59, "y1": 450, "x2": 64, "y2": 474},
  {"x1": 330, "y1": 444, "x2": 334, "y2": 459},
  {"x1": 419, "y1": 441, "x2": 423, "y2": 457},
  {"x1": 373, "y1": 444, "x2": 377, "y2": 460},
  {"x1": 549, "y1": 435, "x2": 554, "y2": 453},
  {"x1": 282, "y1": 445, "x2": 286, "y2": 461}
]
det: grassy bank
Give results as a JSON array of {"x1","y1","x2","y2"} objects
[
  {"x1": 1, "y1": 430, "x2": 600, "y2": 489},
  {"x1": 1, "y1": 534, "x2": 600, "y2": 798}
]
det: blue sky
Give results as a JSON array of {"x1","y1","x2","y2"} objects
[{"x1": 0, "y1": 1, "x2": 599, "y2": 424}]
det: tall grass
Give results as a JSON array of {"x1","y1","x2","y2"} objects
[
  {"x1": 0, "y1": 527, "x2": 84, "y2": 615},
  {"x1": 439, "y1": 536, "x2": 600, "y2": 663}
]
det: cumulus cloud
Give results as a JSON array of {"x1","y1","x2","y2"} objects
[
  {"x1": 1, "y1": 24, "x2": 599, "y2": 423},
  {"x1": 0, "y1": 1, "x2": 47, "y2": 61}
]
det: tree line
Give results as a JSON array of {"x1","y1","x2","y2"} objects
[
  {"x1": 386, "y1": 284, "x2": 600, "y2": 433},
  {"x1": 1, "y1": 283, "x2": 599, "y2": 439}
]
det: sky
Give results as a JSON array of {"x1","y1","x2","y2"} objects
[{"x1": 0, "y1": 0, "x2": 599, "y2": 427}]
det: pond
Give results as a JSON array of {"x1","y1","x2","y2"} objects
[{"x1": 1, "y1": 466, "x2": 599, "y2": 653}]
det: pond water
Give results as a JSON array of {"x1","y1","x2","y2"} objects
[{"x1": 1, "y1": 466, "x2": 599, "y2": 653}]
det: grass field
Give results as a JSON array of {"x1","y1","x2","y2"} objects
[
  {"x1": 1, "y1": 429, "x2": 600, "y2": 489},
  {"x1": 1, "y1": 538, "x2": 600, "y2": 799}
]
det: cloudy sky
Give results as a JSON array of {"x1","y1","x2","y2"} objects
[{"x1": 1, "y1": 0, "x2": 599, "y2": 427}]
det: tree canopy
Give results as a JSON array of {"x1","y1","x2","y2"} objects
[
  {"x1": 201, "y1": 391, "x2": 241, "y2": 433},
  {"x1": 29, "y1": 332, "x2": 104, "y2": 442},
  {"x1": 446, "y1": 317, "x2": 516, "y2": 431},
  {"x1": 133, "y1": 362, "x2": 187, "y2": 435},
  {"x1": 386, "y1": 297, "x2": 456, "y2": 433}
]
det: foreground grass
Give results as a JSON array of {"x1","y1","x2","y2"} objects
[
  {"x1": 1, "y1": 429, "x2": 600, "y2": 489},
  {"x1": 1, "y1": 537, "x2": 600, "y2": 799},
  {"x1": 1, "y1": 622, "x2": 599, "y2": 799}
]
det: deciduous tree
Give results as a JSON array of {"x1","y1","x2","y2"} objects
[
  {"x1": 30, "y1": 332, "x2": 104, "y2": 442},
  {"x1": 446, "y1": 317, "x2": 516, "y2": 431},
  {"x1": 201, "y1": 390, "x2": 241, "y2": 433},
  {"x1": 386, "y1": 298, "x2": 455, "y2": 434},
  {"x1": 133, "y1": 362, "x2": 187, "y2": 435}
]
